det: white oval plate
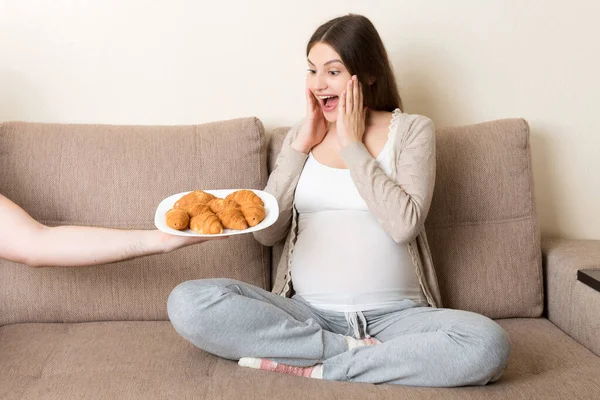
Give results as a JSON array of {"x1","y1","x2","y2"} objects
[{"x1": 154, "y1": 189, "x2": 279, "y2": 238}]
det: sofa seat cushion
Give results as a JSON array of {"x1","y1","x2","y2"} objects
[{"x1": 1, "y1": 318, "x2": 599, "y2": 399}]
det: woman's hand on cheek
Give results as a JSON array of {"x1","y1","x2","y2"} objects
[
  {"x1": 336, "y1": 75, "x2": 367, "y2": 148},
  {"x1": 292, "y1": 88, "x2": 328, "y2": 154}
]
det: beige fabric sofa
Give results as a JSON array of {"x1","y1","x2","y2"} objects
[{"x1": 1, "y1": 117, "x2": 599, "y2": 399}]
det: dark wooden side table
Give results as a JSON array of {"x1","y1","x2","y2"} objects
[{"x1": 577, "y1": 269, "x2": 600, "y2": 292}]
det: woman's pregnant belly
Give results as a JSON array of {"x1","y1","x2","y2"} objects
[{"x1": 291, "y1": 210, "x2": 424, "y2": 309}]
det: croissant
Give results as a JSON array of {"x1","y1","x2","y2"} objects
[
  {"x1": 188, "y1": 203, "x2": 211, "y2": 218},
  {"x1": 207, "y1": 198, "x2": 240, "y2": 214},
  {"x1": 174, "y1": 190, "x2": 217, "y2": 213},
  {"x1": 190, "y1": 207, "x2": 224, "y2": 234},
  {"x1": 166, "y1": 208, "x2": 190, "y2": 230},
  {"x1": 240, "y1": 203, "x2": 266, "y2": 227},
  {"x1": 226, "y1": 190, "x2": 264, "y2": 207},
  {"x1": 217, "y1": 207, "x2": 248, "y2": 230}
]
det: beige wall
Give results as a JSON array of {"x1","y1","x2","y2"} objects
[{"x1": 1, "y1": 0, "x2": 598, "y2": 239}]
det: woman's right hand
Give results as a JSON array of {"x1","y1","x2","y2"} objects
[{"x1": 291, "y1": 89, "x2": 328, "y2": 154}]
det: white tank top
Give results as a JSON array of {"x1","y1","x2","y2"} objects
[{"x1": 291, "y1": 141, "x2": 427, "y2": 312}]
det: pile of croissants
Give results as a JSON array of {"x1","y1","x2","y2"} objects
[{"x1": 165, "y1": 190, "x2": 266, "y2": 234}]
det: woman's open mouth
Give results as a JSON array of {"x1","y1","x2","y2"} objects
[{"x1": 319, "y1": 95, "x2": 340, "y2": 112}]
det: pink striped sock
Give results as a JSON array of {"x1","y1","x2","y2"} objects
[{"x1": 238, "y1": 357, "x2": 323, "y2": 379}]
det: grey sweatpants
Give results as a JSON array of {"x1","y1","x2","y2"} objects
[{"x1": 167, "y1": 278, "x2": 510, "y2": 387}]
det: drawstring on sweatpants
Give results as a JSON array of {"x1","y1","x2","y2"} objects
[{"x1": 344, "y1": 311, "x2": 371, "y2": 339}]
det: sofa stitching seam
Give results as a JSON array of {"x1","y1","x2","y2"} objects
[
  {"x1": 522, "y1": 118, "x2": 545, "y2": 315},
  {"x1": 426, "y1": 214, "x2": 534, "y2": 228},
  {"x1": 256, "y1": 119, "x2": 269, "y2": 290}
]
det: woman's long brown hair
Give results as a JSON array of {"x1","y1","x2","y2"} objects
[{"x1": 307, "y1": 14, "x2": 402, "y2": 112}]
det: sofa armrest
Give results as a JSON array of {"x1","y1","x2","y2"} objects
[{"x1": 542, "y1": 238, "x2": 600, "y2": 357}]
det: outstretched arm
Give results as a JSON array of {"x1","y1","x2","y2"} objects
[{"x1": 0, "y1": 194, "x2": 212, "y2": 268}]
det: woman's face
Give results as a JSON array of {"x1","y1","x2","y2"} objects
[{"x1": 306, "y1": 42, "x2": 352, "y2": 122}]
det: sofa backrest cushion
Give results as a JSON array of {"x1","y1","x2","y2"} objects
[
  {"x1": 0, "y1": 117, "x2": 270, "y2": 325},
  {"x1": 267, "y1": 118, "x2": 543, "y2": 318},
  {"x1": 425, "y1": 118, "x2": 542, "y2": 318}
]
